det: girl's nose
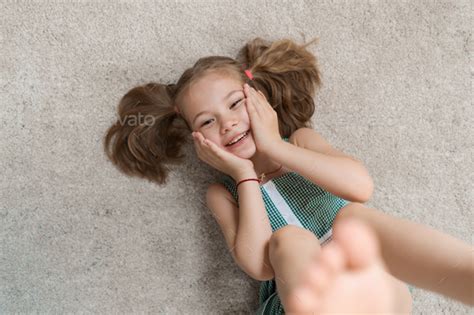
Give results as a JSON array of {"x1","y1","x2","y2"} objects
[
  {"x1": 223, "y1": 114, "x2": 238, "y2": 124},
  {"x1": 221, "y1": 119, "x2": 238, "y2": 133}
]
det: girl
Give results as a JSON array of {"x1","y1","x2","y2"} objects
[{"x1": 103, "y1": 37, "x2": 473, "y2": 314}]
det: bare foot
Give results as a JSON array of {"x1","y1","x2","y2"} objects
[{"x1": 283, "y1": 218, "x2": 410, "y2": 314}]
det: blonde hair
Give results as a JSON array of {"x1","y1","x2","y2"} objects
[{"x1": 103, "y1": 37, "x2": 322, "y2": 185}]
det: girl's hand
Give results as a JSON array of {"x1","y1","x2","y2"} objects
[
  {"x1": 192, "y1": 131, "x2": 255, "y2": 180},
  {"x1": 243, "y1": 83, "x2": 282, "y2": 155}
]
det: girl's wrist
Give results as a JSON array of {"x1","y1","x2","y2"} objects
[
  {"x1": 236, "y1": 177, "x2": 261, "y2": 189},
  {"x1": 233, "y1": 170, "x2": 258, "y2": 183}
]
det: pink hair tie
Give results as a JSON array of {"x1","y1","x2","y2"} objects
[{"x1": 244, "y1": 69, "x2": 254, "y2": 80}]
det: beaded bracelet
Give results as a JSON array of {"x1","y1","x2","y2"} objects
[{"x1": 236, "y1": 178, "x2": 261, "y2": 189}]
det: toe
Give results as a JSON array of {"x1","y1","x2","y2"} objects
[
  {"x1": 286, "y1": 285, "x2": 319, "y2": 313},
  {"x1": 305, "y1": 261, "x2": 330, "y2": 292},
  {"x1": 319, "y1": 242, "x2": 346, "y2": 276},
  {"x1": 333, "y1": 218, "x2": 381, "y2": 269},
  {"x1": 303, "y1": 242, "x2": 347, "y2": 295}
]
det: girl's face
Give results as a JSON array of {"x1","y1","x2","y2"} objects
[{"x1": 181, "y1": 73, "x2": 256, "y2": 158}]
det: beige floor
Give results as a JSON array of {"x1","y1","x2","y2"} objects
[{"x1": 0, "y1": 1, "x2": 472, "y2": 313}]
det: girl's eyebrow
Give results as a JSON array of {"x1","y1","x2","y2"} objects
[{"x1": 192, "y1": 89, "x2": 242, "y2": 125}]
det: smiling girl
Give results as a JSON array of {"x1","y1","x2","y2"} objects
[{"x1": 104, "y1": 37, "x2": 473, "y2": 314}]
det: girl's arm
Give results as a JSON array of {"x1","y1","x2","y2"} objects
[
  {"x1": 266, "y1": 128, "x2": 374, "y2": 203},
  {"x1": 232, "y1": 169, "x2": 275, "y2": 281},
  {"x1": 206, "y1": 182, "x2": 273, "y2": 281}
]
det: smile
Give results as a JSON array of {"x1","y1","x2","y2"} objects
[{"x1": 225, "y1": 130, "x2": 250, "y2": 148}]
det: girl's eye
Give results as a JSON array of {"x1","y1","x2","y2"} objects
[
  {"x1": 230, "y1": 98, "x2": 243, "y2": 108},
  {"x1": 201, "y1": 99, "x2": 243, "y2": 127}
]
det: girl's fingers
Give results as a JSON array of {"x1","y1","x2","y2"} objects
[
  {"x1": 255, "y1": 89, "x2": 273, "y2": 114},
  {"x1": 195, "y1": 132, "x2": 206, "y2": 145},
  {"x1": 258, "y1": 90, "x2": 271, "y2": 109},
  {"x1": 254, "y1": 88, "x2": 271, "y2": 116},
  {"x1": 243, "y1": 84, "x2": 253, "y2": 108},
  {"x1": 192, "y1": 132, "x2": 206, "y2": 151},
  {"x1": 193, "y1": 132, "x2": 217, "y2": 155},
  {"x1": 205, "y1": 139, "x2": 218, "y2": 153},
  {"x1": 244, "y1": 93, "x2": 258, "y2": 117},
  {"x1": 252, "y1": 87, "x2": 269, "y2": 108},
  {"x1": 193, "y1": 134, "x2": 212, "y2": 161},
  {"x1": 246, "y1": 85, "x2": 264, "y2": 117},
  {"x1": 245, "y1": 84, "x2": 276, "y2": 118}
]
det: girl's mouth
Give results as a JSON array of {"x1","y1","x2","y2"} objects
[{"x1": 225, "y1": 130, "x2": 250, "y2": 149}]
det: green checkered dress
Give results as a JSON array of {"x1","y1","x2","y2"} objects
[{"x1": 218, "y1": 137, "x2": 350, "y2": 314}]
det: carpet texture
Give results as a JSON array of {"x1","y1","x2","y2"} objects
[{"x1": 0, "y1": 0, "x2": 472, "y2": 313}]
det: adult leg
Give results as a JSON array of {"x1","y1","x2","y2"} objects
[{"x1": 335, "y1": 202, "x2": 474, "y2": 305}]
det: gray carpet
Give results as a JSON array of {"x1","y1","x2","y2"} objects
[{"x1": 0, "y1": 0, "x2": 472, "y2": 313}]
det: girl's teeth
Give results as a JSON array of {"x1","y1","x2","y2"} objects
[{"x1": 228, "y1": 131, "x2": 247, "y2": 146}]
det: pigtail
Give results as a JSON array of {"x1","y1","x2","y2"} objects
[
  {"x1": 103, "y1": 83, "x2": 189, "y2": 185},
  {"x1": 235, "y1": 37, "x2": 322, "y2": 137}
]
